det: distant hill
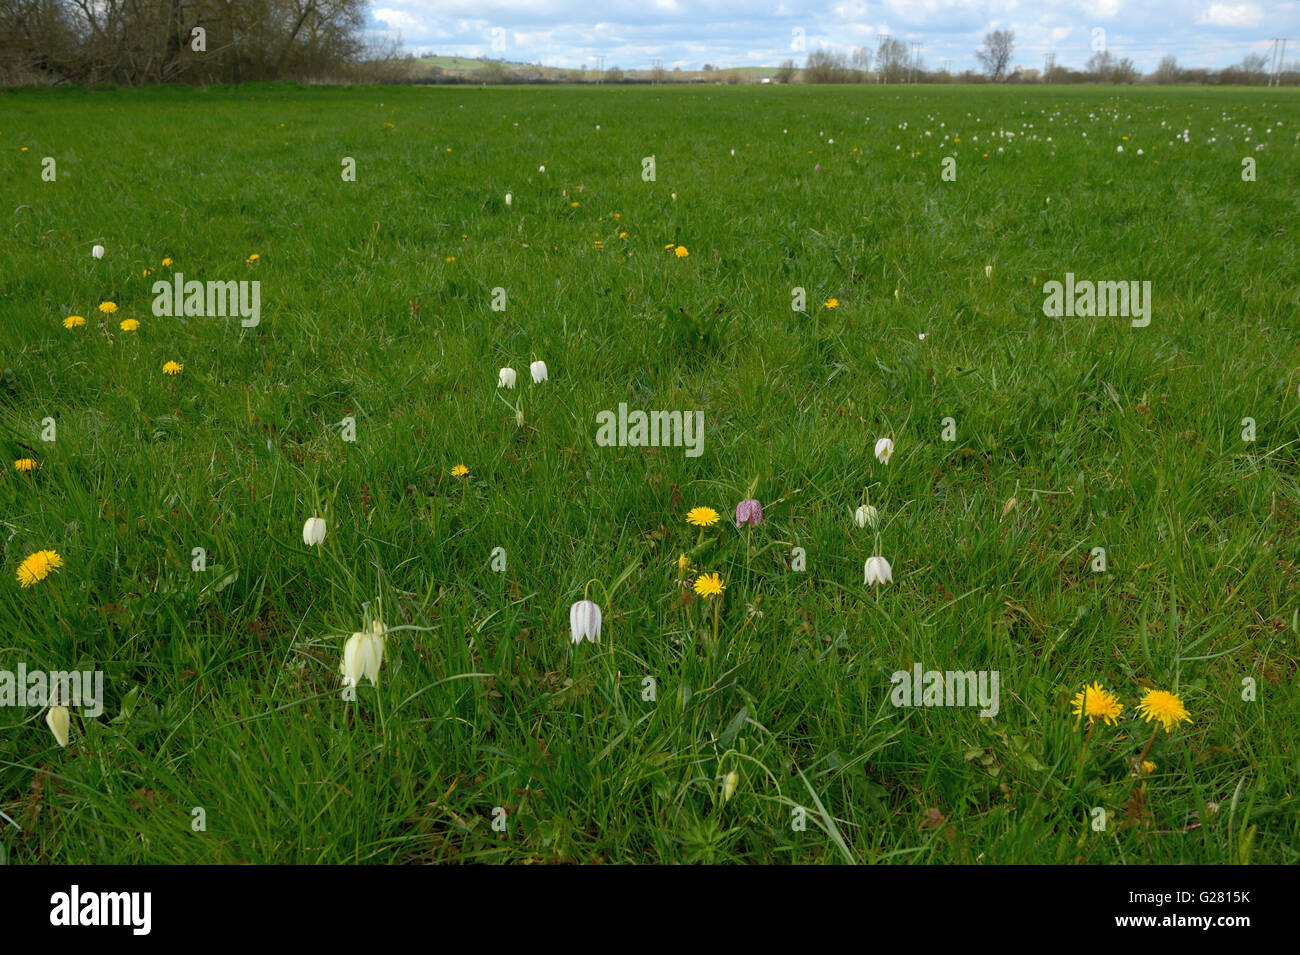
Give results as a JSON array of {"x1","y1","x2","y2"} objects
[{"x1": 409, "y1": 55, "x2": 784, "y2": 84}]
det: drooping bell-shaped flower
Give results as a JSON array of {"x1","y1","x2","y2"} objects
[
  {"x1": 569, "y1": 600, "x2": 602, "y2": 644},
  {"x1": 734, "y1": 499, "x2": 764, "y2": 527},
  {"x1": 302, "y1": 516, "x2": 327, "y2": 546},
  {"x1": 46, "y1": 705, "x2": 70, "y2": 747},
  {"x1": 340, "y1": 628, "x2": 384, "y2": 688},
  {"x1": 864, "y1": 555, "x2": 893, "y2": 586}
]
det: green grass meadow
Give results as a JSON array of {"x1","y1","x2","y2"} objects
[{"x1": 1, "y1": 83, "x2": 1298, "y2": 863}]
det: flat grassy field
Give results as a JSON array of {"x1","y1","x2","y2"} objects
[{"x1": 1, "y1": 83, "x2": 1297, "y2": 864}]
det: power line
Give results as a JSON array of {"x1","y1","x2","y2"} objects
[{"x1": 1268, "y1": 38, "x2": 1292, "y2": 86}]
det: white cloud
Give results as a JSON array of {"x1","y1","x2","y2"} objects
[
  {"x1": 372, "y1": 7, "x2": 424, "y2": 32},
  {"x1": 1197, "y1": 3, "x2": 1264, "y2": 27}
]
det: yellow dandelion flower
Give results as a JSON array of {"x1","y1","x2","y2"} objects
[
  {"x1": 16, "y1": 549, "x2": 63, "y2": 588},
  {"x1": 63, "y1": 315, "x2": 85, "y2": 329},
  {"x1": 451, "y1": 464, "x2": 469, "y2": 477},
  {"x1": 1142, "y1": 761, "x2": 1157, "y2": 774},
  {"x1": 824, "y1": 298, "x2": 839, "y2": 309},
  {"x1": 674, "y1": 245, "x2": 689, "y2": 258},
  {"x1": 1070, "y1": 682, "x2": 1124, "y2": 726},
  {"x1": 246, "y1": 253, "x2": 259, "y2": 264},
  {"x1": 619, "y1": 231, "x2": 628, "y2": 238},
  {"x1": 14, "y1": 458, "x2": 36, "y2": 473},
  {"x1": 570, "y1": 201, "x2": 580, "y2": 207},
  {"x1": 119, "y1": 318, "x2": 140, "y2": 332},
  {"x1": 162, "y1": 360, "x2": 183, "y2": 376},
  {"x1": 142, "y1": 268, "x2": 152, "y2": 277},
  {"x1": 676, "y1": 553, "x2": 691, "y2": 573},
  {"x1": 693, "y1": 572, "x2": 725, "y2": 599},
  {"x1": 98, "y1": 301, "x2": 118, "y2": 314},
  {"x1": 1137, "y1": 688, "x2": 1191, "y2": 732},
  {"x1": 686, "y1": 506, "x2": 719, "y2": 527},
  {"x1": 445, "y1": 256, "x2": 456, "y2": 263},
  {"x1": 664, "y1": 243, "x2": 676, "y2": 250},
  {"x1": 161, "y1": 257, "x2": 173, "y2": 267}
]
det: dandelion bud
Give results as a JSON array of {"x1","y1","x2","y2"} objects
[
  {"x1": 302, "y1": 517, "x2": 327, "y2": 546},
  {"x1": 854, "y1": 504, "x2": 879, "y2": 529},
  {"x1": 864, "y1": 555, "x2": 893, "y2": 586},
  {"x1": 569, "y1": 600, "x2": 602, "y2": 644},
  {"x1": 530, "y1": 360, "x2": 548, "y2": 383},
  {"x1": 46, "y1": 705, "x2": 70, "y2": 747},
  {"x1": 734, "y1": 499, "x2": 764, "y2": 527},
  {"x1": 498, "y1": 367, "x2": 517, "y2": 388},
  {"x1": 92, "y1": 245, "x2": 105, "y2": 259},
  {"x1": 874, "y1": 437, "x2": 894, "y2": 464}
]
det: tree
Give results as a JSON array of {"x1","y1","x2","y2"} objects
[
  {"x1": 475, "y1": 59, "x2": 506, "y2": 83},
  {"x1": 876, "y1": 36, "x2": 908, "y2": 83},
  {"x1": 850, "y1": 46, "x2": 871, "y2": 81},
  {"x1": 775, "y1": 58, "x2": 796, "y2": 83},
  {"x1": 0, "y1": 0, "x2": 373, "y2": 85},
  {"x1": 803, "y1": 48, "x2": 848, "y2": 83},
  {"x1": 1111, "y1": 57, "x2": 1139, "y2": 84},
  {"x1": 1086, "y1": 50, "x2": 1115, "y2": 81},
  {"x1": 975, "y1": 29, "x2": 1014, "y2": 80},
  {"x1": 1241, "y1": 51, "x2": 1269, "y2": 75},
  {"x1": 1152, "y1": 55, "x2": 1181, "y2": 84}
]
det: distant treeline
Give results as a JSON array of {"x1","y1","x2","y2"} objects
[
  {"x1": 2, "y1": 6, "x2": 1294, "y2": 88},
  {"x1": 412, "y1": 51, "x2": 1298, "y2": 87},
  {"x1": 791, "y1": 45, "x2": 1295, "y2": 86},
  {"x1": 0, "y1": 0, "x2": 402, "y2": 85}
]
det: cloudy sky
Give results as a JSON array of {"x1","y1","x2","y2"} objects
[{"x1": 367, "y1": 1, "x2": 1299, "y2": 74}]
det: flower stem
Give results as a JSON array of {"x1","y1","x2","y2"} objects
[{"x1": 1137, "y1": 725, "x2": 1160, "y2": 766}]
